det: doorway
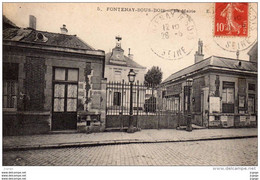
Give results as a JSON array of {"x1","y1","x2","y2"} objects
[{"x1": 52, "y1": 67, "x2": 78, "y2": 130}]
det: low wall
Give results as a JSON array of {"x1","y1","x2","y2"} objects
[
  {"x1": 3, "y1": 112, "x2": 51, "y2": 136},
  {"x1": 106, "y1": 114, "x2": 179, "y2": 129}
]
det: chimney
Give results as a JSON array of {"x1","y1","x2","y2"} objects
[
  {"x1": 60, "y1": 24, "x2": 68, "y2": 34},
  {"x1": 128, "y1": 48, "x2": 134, "y2": 60},
  {"x1": 29, "y1": 15, "x2": 36, "y2": 30},
  {"x1": 194, "y1": 39, "x2": 204, "y2": 63},
  {"x1": 236, "y1": 50, "x2": 240, "y2": 59}
]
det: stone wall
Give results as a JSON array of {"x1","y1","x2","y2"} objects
[
  {"x1": 106, "y1": 114, "x2": 179, "y2": 129},
  {"x1": 3, "y1": 112, "x2": 51, "y2": 136}
]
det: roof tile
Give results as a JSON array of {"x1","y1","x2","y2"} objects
[
  {"x1": 105, "y1": 52, "x2": 146, "y2": 69},
  {"x1": 163, "y1": 56, "x2": 257, "y2": 83},
  {"x1": 3, "y1": 28, "x2": 94, "y2": 50}
]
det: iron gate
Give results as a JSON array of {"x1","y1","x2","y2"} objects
[{"x1": 106, "y1": 81, "x2": 183, "y2": 129}]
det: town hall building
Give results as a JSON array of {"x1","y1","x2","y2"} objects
[{"x1": 105, "y1": 36, "x2": 147, "y2": 113}]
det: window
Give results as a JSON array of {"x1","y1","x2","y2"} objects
[
  {"x1": 174, "y1": 96, "x2": 179, "y2": 112},
  {"x1": 165, "y1": 95, "x2": 179, "y2": 112},
  {"x1": 114, "y1": 71, "x2": 121, "y2": 82},
  {"x1": 162, "y1": 91, "x2": 166, "y2": 98},
  {"x1": 3, "y1": 63, "x2": 19, "y2": 110},
  {"x1": 53, "y1": 68, "x2": 78, "y2": 112},
  {"x1": 113, "y1": 92, "x2": 121, "y2": 106},
  {"x1": 248, "y1": 83, "x2": 256, "y2": 91},
  {"x1": 239, "y1": 95, "x2": 245, "y2": 108},
  {"x1": 3, "y1": 81, "x2": 18, "y2": 109},
  {"x1": 68, "y1": 69, "x2": 78, "y2": 81},
  {"x1": 55, "y1": 68, "x2": 66, "y2": 80},
  {"x1": 54, "y1": 68, "x2": 78, "y2": 82},
  {"x1": 166, "y1": 97, "x2": 172, "y2": 111},
  {"x1": 248, "y1": 94, "x2": 255, "y2": 114},
  {"x1": 222, "y1": 82, "x2": 235, "y2": 113}
]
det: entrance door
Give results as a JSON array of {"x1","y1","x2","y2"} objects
[{"x1": 52, "y1": 68, "x2": 78, "y2": 130}]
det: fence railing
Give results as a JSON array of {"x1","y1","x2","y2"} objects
[{"x1": 106, "y1": 81, "x2": 177, "y2": 116}]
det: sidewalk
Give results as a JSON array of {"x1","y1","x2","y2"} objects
[{"x1": 3, "y1": 128, "x2": 257, "y2": 151}]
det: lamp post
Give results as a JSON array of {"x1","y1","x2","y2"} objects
[
  {"x1": 127, "y1": 69, "x2": 136, "y2": 133},
  {"x1": 185, "y1": 78, "x2": 193, "y2": 132}
]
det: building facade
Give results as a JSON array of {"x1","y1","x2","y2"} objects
[
  {"x1": 3, "y1": 16, "x2": 106, "y2": 135},
  {"x1": 105, "y1": 37, "x2": 146, "y2": 83},
  {"x1": 105, "y1": 37, "x2": 147, "y2": 112},
  {"x1": 160, "y1": 41, "x2": 257, "y2": 128}
]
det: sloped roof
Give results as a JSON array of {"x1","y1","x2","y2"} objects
[
  {"x1": 105, "y1": 52, "x2": 146, "y2": 69},
  {"x1": 163, "y1": 56, "x2": 257, "y2": 83},
  {"x1": 248, "y1": 42, "x2": 258, "y2": 56},
  {"x1": 3, "y1": 15, "x2": 18, "y2": 29},
  {"x1": 3, "y1": 28, "x2": 95, "y2": 50}
]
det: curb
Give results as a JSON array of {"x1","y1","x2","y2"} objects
[{"x1": 3, "y1": 135, "x2": 257, "y2": 152}]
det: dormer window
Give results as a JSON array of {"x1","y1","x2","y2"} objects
[{"x1": 35, "y1": 32, "x2": 48, "y2": 42}]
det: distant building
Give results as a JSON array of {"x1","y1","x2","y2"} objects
[
  {"x1": 105, "y1": 37, "x2": 146, "y2": 111},
  {"x1": 105, "y1": 36, "x2": 146, "y2": 83},
  {"x1": 3, "y1": 15, "x2": 106, "y2": 135},
  {"x1": 160, "y1": 40, "x2": 257, "y2": 128}
]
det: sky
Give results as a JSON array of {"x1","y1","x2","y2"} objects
[{"x1": 3, "y1": 3, "x2": 257, "y2": 80}]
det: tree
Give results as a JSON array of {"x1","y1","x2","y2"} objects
[
  {"x1": 144, "y1": 66, "x2": 163, "y2": 87},
  {"x1": 144, "y1": 67, "x2": 162, "y2": 113}
]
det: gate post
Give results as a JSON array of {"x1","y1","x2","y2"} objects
[
  {"x1": 136, "y1": 80, "x2": 139, "y2": 129},
  {"x1": 120, "y1": 80, "x2": 124, "y2": 131}
]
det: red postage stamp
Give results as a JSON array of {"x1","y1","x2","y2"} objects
[{"x1": 214, "y1": 3, "x2": 248, "y2": 37}]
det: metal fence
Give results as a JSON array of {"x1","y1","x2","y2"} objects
[
  {"x1": 106, "y1": 81, "x2": 188, "y2": 129},
  {"x1": 106, "y1": 81, "x2": 179, "y2": 115},
  {"x1": 106, "y1": 81, "x2": 158, "y2": 115}
]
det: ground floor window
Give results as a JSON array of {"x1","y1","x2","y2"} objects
[
  {"x1": 164, "y1": 95, "x2": 179, "y2": 112},
  {"x1": 3, "y1": 80, "x2": 18, "y2": 109},
  {"x1": 222, "y1": 82, "x2": 235, "y2": 113},
  {"x1": 248, "y1": 94, "x2": 255, "y2": 114},
  {"x1": 113, "y1": 92, "x2": 121, "y2": 106},
  {"x1": 174, "y1": 96, "x2": 179, "y2": 112},
  {"x1": 3, "y1": 63, "x2": 19, "y2": 110}
]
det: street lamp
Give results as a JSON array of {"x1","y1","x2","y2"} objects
[
  {"x1": 185, "y1": 78, "x2": 193, "y2": 132},
  {"x1": 127, "y1": 69, "x2": 136, "y2": 133}
]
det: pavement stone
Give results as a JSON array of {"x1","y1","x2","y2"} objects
[{"x1": 3, "y1": 128, "x2": 258, "y2": 151}]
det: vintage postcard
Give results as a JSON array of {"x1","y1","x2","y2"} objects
[{"x1": 2, "y1": 2, "x2": 258, "y2": 180}]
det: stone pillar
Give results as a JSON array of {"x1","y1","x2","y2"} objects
[{"x1": 100, "y1": 78, "x2": 107, "y2": 130}]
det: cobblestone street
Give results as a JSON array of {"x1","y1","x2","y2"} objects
[{"x1": 3, "y1": 138, "x2": 257, "y2": 166}]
